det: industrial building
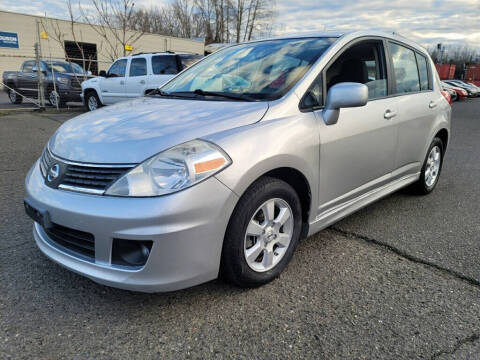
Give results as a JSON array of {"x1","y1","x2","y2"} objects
[{"x1": 0, "y1": 10, "x2": 204, "y2": 82}]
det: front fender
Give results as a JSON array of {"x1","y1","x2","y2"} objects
[{"x1": 206, "y1": 113, "x2": 320, "y2": 223}]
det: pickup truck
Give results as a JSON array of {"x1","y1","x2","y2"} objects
[
  {"x1": 81, "y1": 52, "x2": 203, "y2": 111},
  {"x1": 3, "y1": 60, "x2": 92, "y2": 107}
]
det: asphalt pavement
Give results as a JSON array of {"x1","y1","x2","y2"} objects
[{"x1": 1, "y1": 99, "x2": 480, "y2": 359}]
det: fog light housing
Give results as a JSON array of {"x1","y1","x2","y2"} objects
[{"x1": 112, "y1": 239, "x2": 153, "y2": 267}]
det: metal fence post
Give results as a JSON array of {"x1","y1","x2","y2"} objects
[{"x1": 35, "y1": 21, "x2": 46, "y2": 110}]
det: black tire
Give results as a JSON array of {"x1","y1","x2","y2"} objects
[
  {"x1": 85, "y1": 91, "x2": 102, "y2": 111},
  {"x1": 7, "y1": 89, "x2": 22, "y2": 104},
  {"x1": 221, "y1": 176, "x2": 303, "y2": 287},
  {"x1": 410, "y1": 137, "x2": 444, "y2": 195}
]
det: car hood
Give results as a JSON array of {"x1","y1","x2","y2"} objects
[{"x1": 49, "y1": 97, "x2": 269, "y2": 163}]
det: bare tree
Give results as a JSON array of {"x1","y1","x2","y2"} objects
[
  {"x1": 79, "y1": 0, "x2": 145, "y2": 61},
  {"x1": 40, "y1": 0, "x2": 95, "y2": 83}
]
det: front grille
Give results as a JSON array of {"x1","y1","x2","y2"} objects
[
  {"x1": 71, "y1": 78, "x2": 82, "y2": 90},
  {"x1": 43, "y1": 223, "x2": 95, "y2": 260},
  {"x1": 62, "y1": 165, "x2": 132, "y2": 191},
  {"x1": 39, "y1": 148, "x2": 134, "y2": 194}
]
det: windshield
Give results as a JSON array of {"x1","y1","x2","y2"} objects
[
  {"x1": 44, "y1": 61, "x2": 85, "y2": 74},
  {"x1": 162, "y1": 37, "x2": 335, "y2": 101}
]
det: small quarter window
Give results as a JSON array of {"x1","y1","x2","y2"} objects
[
  {"x1": 416, "y1": 53, "x2": 431, "y2": 91},
  {"x1": 300, "y1": 76, "x2": 323, "y2": 110}
]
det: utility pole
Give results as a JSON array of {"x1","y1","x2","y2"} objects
[{"x1": 35, "y1": 20, "x2": 46, "y2": 110}]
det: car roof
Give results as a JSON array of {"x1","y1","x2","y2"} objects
[{"x1": 244, "y1": 30, "x2": 429, "y2": 55}]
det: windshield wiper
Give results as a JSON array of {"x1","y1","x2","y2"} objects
[
  {"x1": 167, "y1": 89, "x2": 256, "y2": 102},
  {"x1": 193, "y1": 89, "x2": 257, "y2": 102},
  {"x1": 147, "y1": 89, "x2": 197, "y2": 99}
]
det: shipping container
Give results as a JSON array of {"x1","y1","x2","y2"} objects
[
  {"x1": 435, "y1": 64, "x2": 456, "y2": 80},
  {"x1": 465, "y1": 65, "x2": 480, "y2": 86}
]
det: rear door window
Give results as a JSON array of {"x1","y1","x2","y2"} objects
[
  {"x1": 416, "y1": 53, "x2": 431, "y2": 91},
  {"x1": 152, "y1": 56, "x2": 179, "y2": 75},
  {"x1": 388, "y1": 42, "x2": 420, "y2": 94},
  {"x1": 129, "y1": 58, "x2": 147, "y2": 77}
]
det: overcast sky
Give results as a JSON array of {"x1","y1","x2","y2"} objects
[{"x1": 1, "y1": 0, "x2": 479, "y2": 49}]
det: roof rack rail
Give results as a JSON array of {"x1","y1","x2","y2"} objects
[{"x1": 132, "y1": 51, "x2": 176, "y2": 56}]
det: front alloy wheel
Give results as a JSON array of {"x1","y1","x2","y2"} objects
[
  {"x1": 221, "y1": 177, "x2": 302, "y2": 287},
  {"x1": 244, "y1": 198, "x2": 294, "y2": 272}
]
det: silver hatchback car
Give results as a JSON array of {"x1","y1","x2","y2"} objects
[{"x1": 25, "y1": 31, "x2": 451, "y2": 292}]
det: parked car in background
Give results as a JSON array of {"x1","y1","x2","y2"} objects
[
  {"x1": 25, "y1": 31, "x2": 451, "y2": 292},
  {"x1": 444, "y1": 80, "x2": 479, "y2": 97},
  {"x1": 81, "y1": 52, "x2": 203, "y2": 111},
  {"x1": 441, "y1": 82, "x2": 468, "y2": 100},
  {"x1": 441, "y1": 82, "x2": 458, "y2": 101},
  {"x1": 3, "y1": 60, "x2": 91, "y2": 107}
]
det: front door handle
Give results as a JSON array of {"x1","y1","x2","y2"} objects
[
  {"x1": 120, "y1": 80, "x2": 125, "y2": 85},
  {"x1": 384, "y1": 109, "x2": 397, "y2": 120},
  {"x1": 429, "y1": 101, "x2": 437, "y2": 109},
  {"x1": 140, "y1": 80, "x2": 146, "y2": 84}
]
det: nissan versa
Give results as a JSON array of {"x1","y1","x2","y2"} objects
[{"x1": 24, "y1": 31, "x2": 451, "y2": 292}]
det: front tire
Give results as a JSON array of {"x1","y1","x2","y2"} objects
[
  {"x1": 411, "y1": 137, "x2": 444, "y2": 194},
  {"x1": 85, "y1": 91, "x2": 102, "y2": 111},
  {"x1": 221, "y1": 177, "x2": 302, "y2": 287},
  {"x1": 48, "y1": 90, "x2": 65, "y2": 108}
]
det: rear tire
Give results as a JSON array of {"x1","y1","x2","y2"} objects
[
  {"x1": 410, "y1": 137, "x2": 444, "y2": 195},
  {"x1": 8, "y1": 89, "x2": 22, "y2": 104},
  {"x1": 221, "y1": 177, "x2": 302, "y2": 288},
  {"x1": 85, "y1": 91, "x2": 102, "y2": 111}
]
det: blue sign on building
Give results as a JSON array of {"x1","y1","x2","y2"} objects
[{"x1": 0, "y1": 31, "x2": 19, "y2": 49}]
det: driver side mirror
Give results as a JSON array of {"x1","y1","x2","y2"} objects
[
  {"x1": 99, "y1": 70, "x2": 107, "y2": 77},
  {"x1": 322, "y1": 82, "x2": 368, "y2": 125}
]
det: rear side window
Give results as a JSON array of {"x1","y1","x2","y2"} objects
[
  {"x1": 129, "y1": 58, "x2": 147, "y2": 77},
  {"x1": 388, "y1": 42, "x2": 420, "y2": 94},
  {"x1": 152, "y1": 56, "x2": 178, "y2": 75},
  {"x1": 108, "y1": 59, "x2": 128, "y2": 77},
  {"x1": 179, "y1": 54, "x2": 203, "y2": 70},
  {"x1": 416, "y1": 53, "x2": 431, "y2": 90}
]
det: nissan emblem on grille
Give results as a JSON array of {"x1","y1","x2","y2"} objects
[{"x1": 47, "y1": 164, "x2": 60, "y2": 182}]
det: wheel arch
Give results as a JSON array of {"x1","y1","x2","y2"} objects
[
  {"x1": 83, "y1": 87, "x2": 103, "y2": 105},
  {"x1": 435, "y1": 128, "x2": 449, "y2": 152}
]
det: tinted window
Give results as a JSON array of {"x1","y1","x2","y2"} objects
[
  {"x1": 23, "y1": 61, "x2": 34, "y2": 72},
  {"x1": 326, "y1": 41, "x2": 387, "y2": 100},
  {"x1": 389, "y1": 42, "x2": 420, "y2": 94},
  {"x1": 152, "y1": 56, "x2": 178, "y2": 75},
  {"x1": 107, "y1": 59, "x2": 128, "y2": 77},
  {"x1": 179, "y1": 54, "x2": 203, "y2": 69},
  {"x1": 129, "y1": 58, "x2": 147, "y2": 77},
  {"x1": 416, "y1": 53, "x2": 430, "y2": 90}
]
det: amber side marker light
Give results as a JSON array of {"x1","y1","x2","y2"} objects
[{"x1": 194, "y1": 158, "x2": 226, "y2": 173}]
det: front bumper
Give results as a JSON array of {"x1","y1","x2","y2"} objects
[
  {"x1": 58, "y1": 89, "x2": 82, "y2": 102},
  {"x1": 25, "y1": 160, "x2": 238, "y2": 292}
]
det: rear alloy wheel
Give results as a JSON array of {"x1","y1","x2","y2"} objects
[
  {"x1": 85, "y1": 91, "x2": 101, "y2": 111},
  {"x1": 221, "y1": 177, "x2": 302, "y2": 287},
  {"x1": 8, "y1": 90, "x2": 22, "y2": 104},
  {"x1": 411, "y1": 137, "x2": 444, "y2": 194}
]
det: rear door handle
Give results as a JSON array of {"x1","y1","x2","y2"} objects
[
  {"x1": 384, "y1": 109, "x2": 397, "y2": 120},
  {"x1": 429, "y1": 101, "x2": 437, "y2": 109}
]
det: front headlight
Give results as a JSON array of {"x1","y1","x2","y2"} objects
[
  {"x1": 56, "y1": 76, "x2": 69, "y2": 85},
  {"x1": 105, "y1": 139, "x2": 231, "y2": 197}
]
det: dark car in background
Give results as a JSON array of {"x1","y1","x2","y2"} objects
[{"x1": 3, "y1": 60, "x2": 92, "y2": 107}]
